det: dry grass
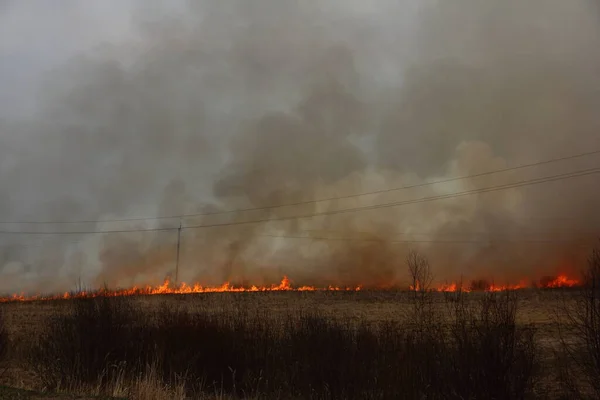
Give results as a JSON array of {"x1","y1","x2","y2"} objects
[
  {"x1": 3, "y1": 242, "x2": 597, "y2": 400},
  {"x1": 0, "y1": 288, "x2": 574, "y2": 399}
]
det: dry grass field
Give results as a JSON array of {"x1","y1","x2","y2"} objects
[{"x1": 0, "y1": 286, "x2": 596, "y2": 400}]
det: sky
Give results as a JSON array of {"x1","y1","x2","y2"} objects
[{"x1": 1, "y1": 0, "x2": 599, "y2": 294}]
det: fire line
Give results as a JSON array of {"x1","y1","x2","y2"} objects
[{"x1": 0, "y1": 274, "x2": 581, "y2": 303}]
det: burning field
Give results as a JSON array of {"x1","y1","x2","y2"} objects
[
  {"x1": 2, "y1": 0, "x2": 600, "y2": 398},
  {"x1": 0, "y1": 255, "x2": 598, "y2": 400},
  {"x1": 2, "y1": 260, "x2": 593, "y2": 399},
  {"x1": 0, "y1": 273, "x2": 580, "y2": 303}
]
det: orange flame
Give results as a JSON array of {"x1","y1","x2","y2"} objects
[
  {"x1": 432, "y1": 274, "x2": 579, "y2": 293},
  {"x1": 539, "y1": 274, "x2": 579, "y2": 288},
  {"x1": 0, "y1": 274, "x2": 581, "y2": 303},
  {"x1": 436, "y1": 282, "x2": 462, "y2": 292},
  {"x1": 0, "y1": 276, "x2": 362, "y2": 303}
]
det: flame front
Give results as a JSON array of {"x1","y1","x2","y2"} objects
[
  {"x1": 433, "y1": 282, "x2": 526, "y2": 293},
  {"x1": 0, "y1": 276, "x2": 362, "y2": 303},
  {"x1": 432, "y1": 274, "x2": 579, "y2": 293},
  {"x1": 0, "y1": 273, "x2": 582, "y2": 303},
  {"x1": 540, "y1": 275, "x2": 579, "y2": 288}
]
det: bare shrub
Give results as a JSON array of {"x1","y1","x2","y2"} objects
[
  {"x1": 29, "y1": 296, "x2": 140, "y2": 390},
  {"x1": 404, "y1": 252, "x2": 537, "y2": 399},
  {"x1": 406, "y1": 250, "x2": 436, "y2": 330},
  {"x1": 407, "y1": 249, "x2": 434, "y2": 292},
  {"x1": 556, "y1": 245, "x2": 600, "y2": 399},
  {"x1": 444, "y1": 290, "x2": 539, "y2": 400}
]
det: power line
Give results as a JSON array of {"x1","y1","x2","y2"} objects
[
  {"x1": 182, "y1": 166, "x2": 600, "y2": 230},
  {"x1": 0, "y1": 165, "x2": 598, "y2": 236},
  {"x1": 298, "y1": 228, "x2": 600, "y2": 238},
  {"x1": 0, "y1": 239, "x2": 85, "y2": 248},
  {"x1": 2, "y1": 148, "x2": 600, "y2": 225},
  {"x1": 255, "y1": 233, "x2": 597, "y2": 245},
  {"x1": 0, "y1": 226, "x2": 177, "y2": 236},
  {"x1": 0, "y1": 243, "x2": 79, "y2": 249}
]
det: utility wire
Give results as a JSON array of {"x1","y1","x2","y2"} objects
[
  {"x1": 0, "y1": 227, "x2": 177, "y2": 236},
  {"x1": 182, "y1": 166, "x2": 600, "y2": 230},
  {"x1": 255, "y1": 233, "x2": 597, "y2": 245},
  {"x1": 301, "y1": 228, "x2": 600, "y2": 237},
  {"x1": 0, "y1": 165, "x2": 598, "y2": 235},
  {"x1": 2, "y1": 148, "x2": 600, "y2": 225},
  {"x1": 0, "y1": 242, "x2": 83, "y2": 249}
]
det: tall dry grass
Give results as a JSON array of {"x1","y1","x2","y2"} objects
[
  {"x1": 24, "y1": 287, "x2": 539, "y2": 399},
  {"x1": 13, "y1": 246, "x2": 600, "y2": 398},
  {"x1": 0, "y1": 309, "x2": 8, "y2": 380},
  {"x1": 556, "y1": 246, "x2": 600, "y2": 399}
]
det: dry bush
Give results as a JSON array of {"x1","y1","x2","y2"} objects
[
  {"x1": 407, "y1": 249, "x2": 434, "y2": 292},
  {"x1": 405, "y1": 251, "x2": 538, "y2": 399},
  {"x1": 444, "y1": 290, "x2": 539, "y2": 400},
  {"x1": 29, "y1": 296, "x2": 140, "y2": 390},
  {"x1": 556, "y1": 245, "x2": 600, "y2": 399},
  {"x1": 406, "y1": 249, "x2": 436, "y2": 330}
]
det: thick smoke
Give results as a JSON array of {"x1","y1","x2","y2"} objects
[{"x1": 1, "y1": 0, "x2": 599, "y2": 293}]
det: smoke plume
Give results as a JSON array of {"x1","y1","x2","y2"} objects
[{"x1": 1, "y1": 0, "x2": 600, "y2": 293}]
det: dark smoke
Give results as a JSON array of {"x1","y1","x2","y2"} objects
[{"x1": 1, "y1": 0, "x2": 600, "y2": 293}]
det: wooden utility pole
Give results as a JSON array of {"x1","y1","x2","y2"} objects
[{"x1": 175, "y1": 219, "x2": 182, "y2": 283}]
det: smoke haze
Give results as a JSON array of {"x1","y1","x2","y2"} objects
[{"x1": 1, "y1": 0, "x2": 600, "y2": 293}]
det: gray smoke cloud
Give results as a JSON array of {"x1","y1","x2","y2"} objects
[{"x1": 1, "y1": 0, "x2": 599, "y2": 294}]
